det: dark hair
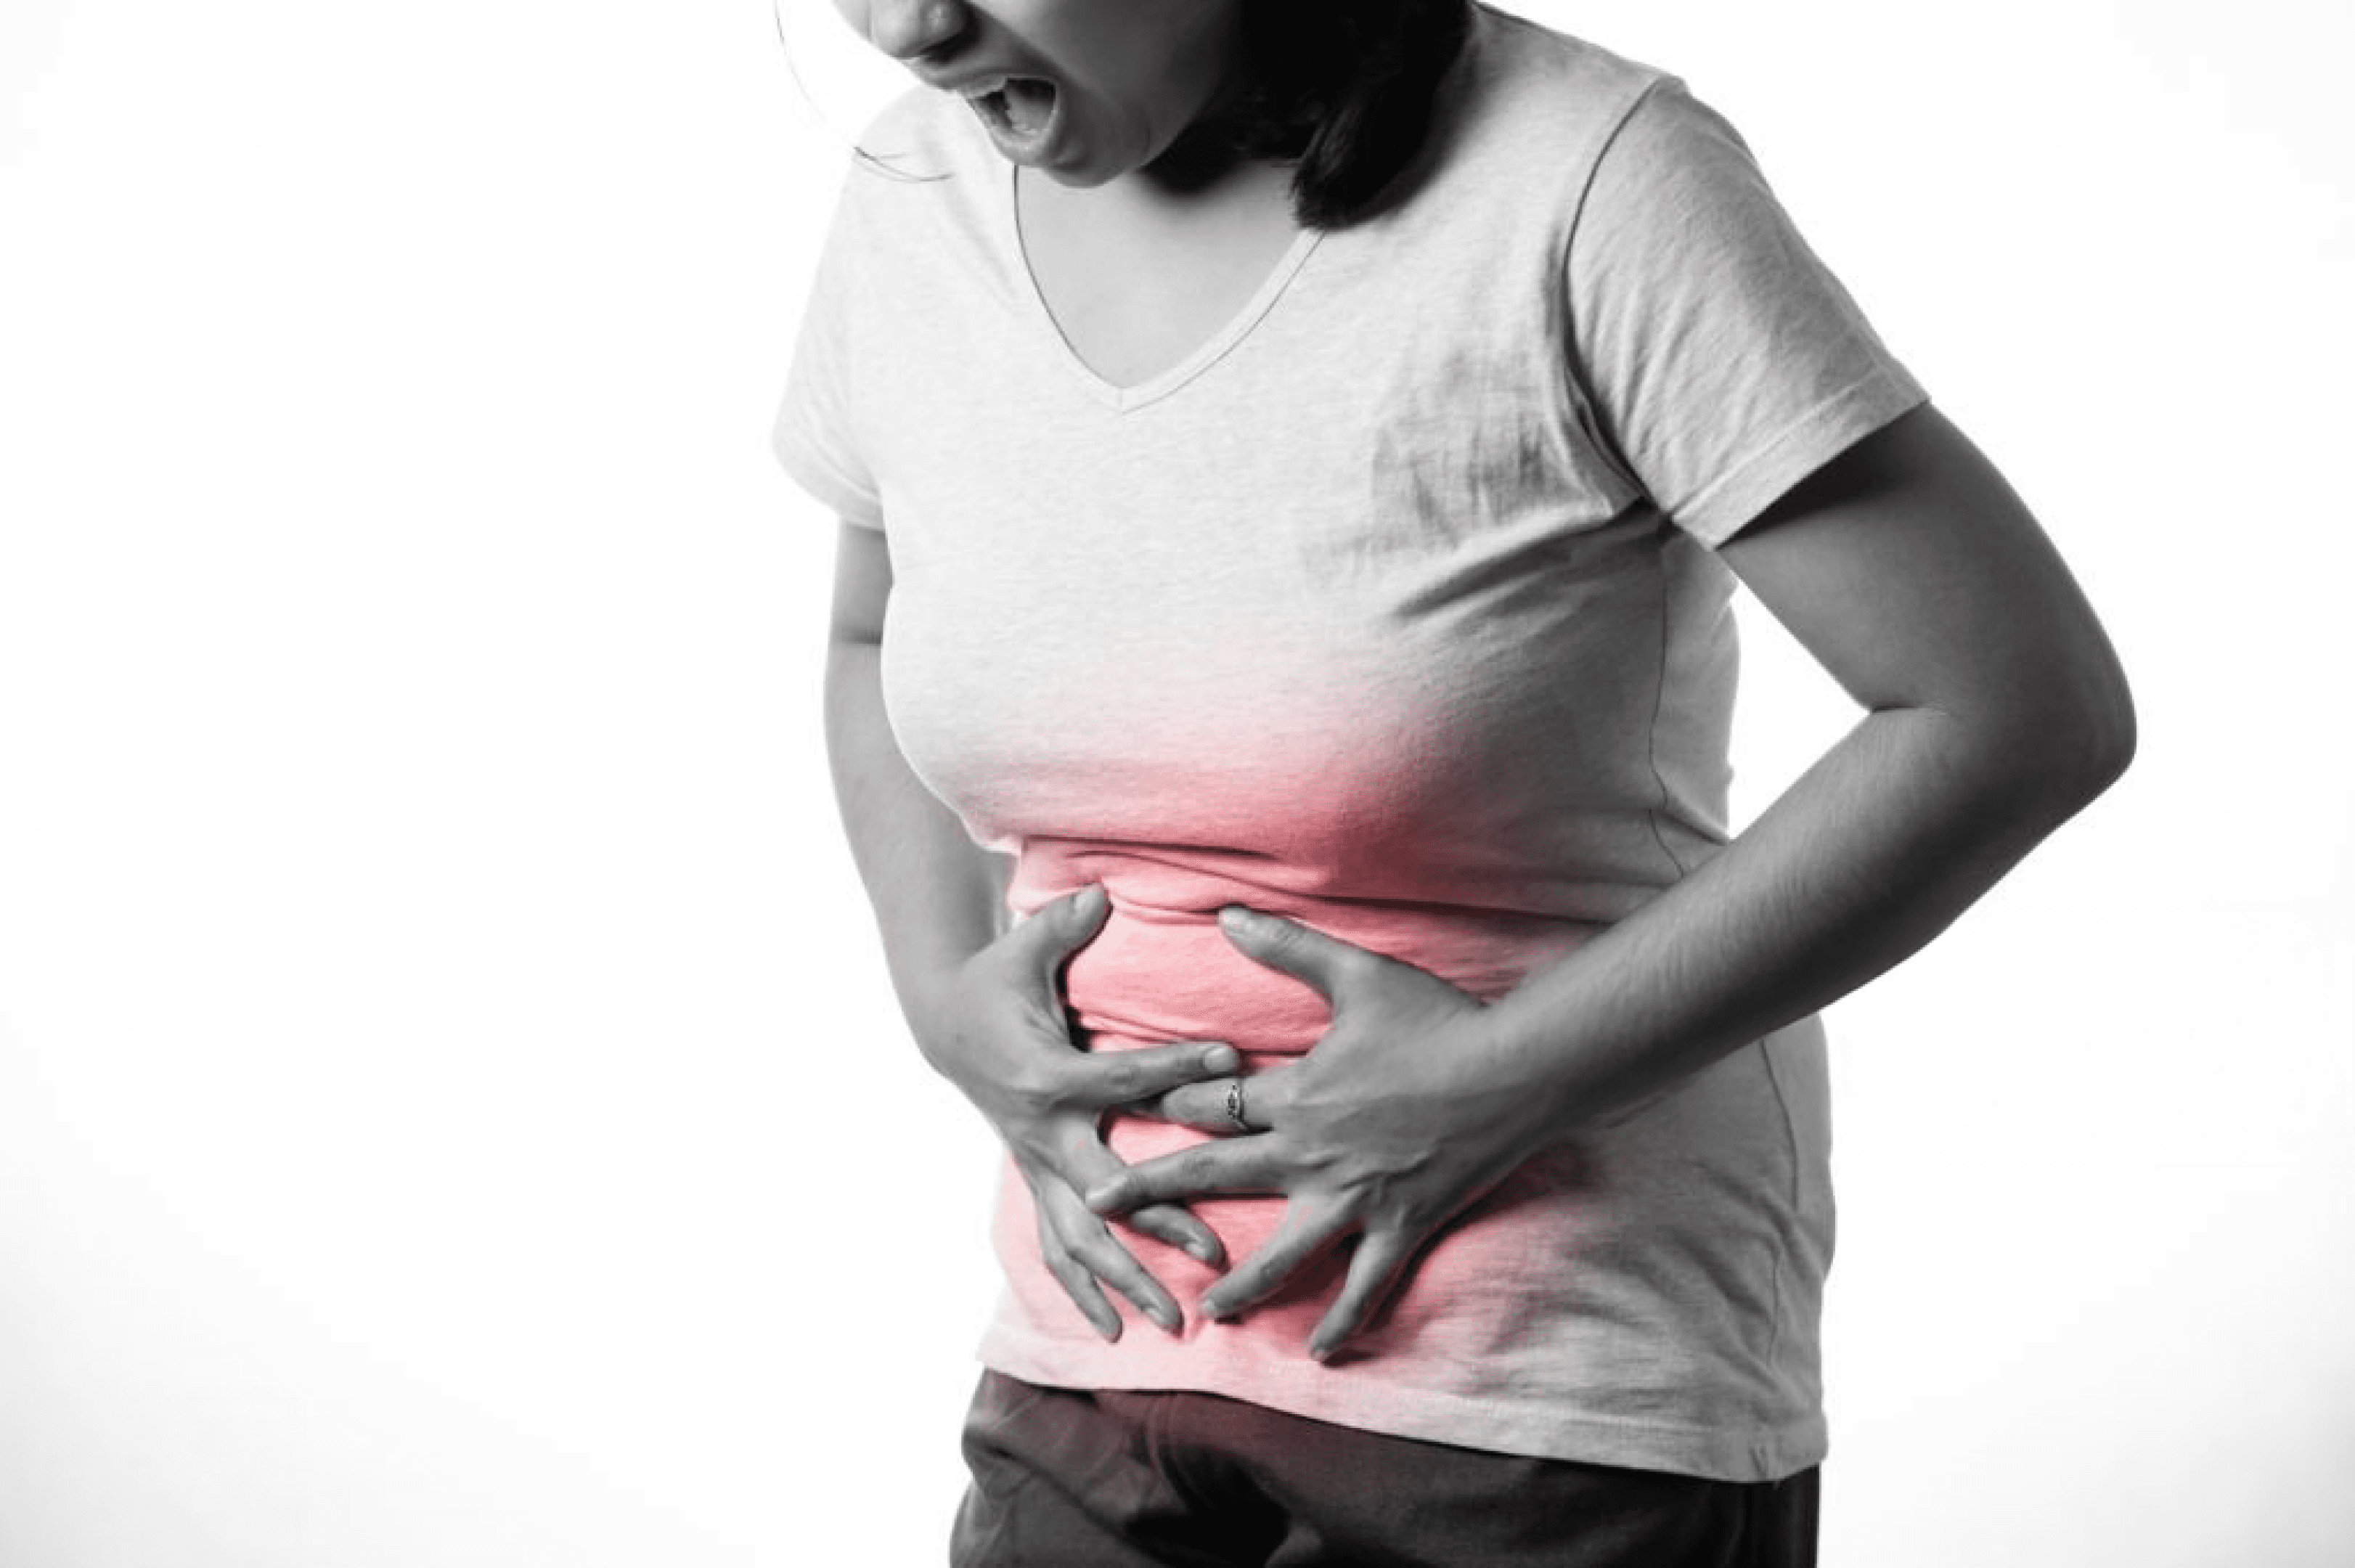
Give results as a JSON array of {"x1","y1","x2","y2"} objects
[{"x1": 1177, "y1": 0, "x2": 1475, "y2": 229}]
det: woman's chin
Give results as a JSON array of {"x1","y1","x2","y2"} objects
[
  {"x1": 1011, "y1": 120, "x2": 1190, "y2": 192},
  {"x1": 1025, "y1": 159, "x2": 1119, "y2": 190}
]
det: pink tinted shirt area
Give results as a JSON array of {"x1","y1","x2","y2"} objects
[{"x1": 777, "y1": 3, "x2": 1927, "y2": 1481}]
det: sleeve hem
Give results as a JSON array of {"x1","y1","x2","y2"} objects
[
  {"x1": 774, "y1": 433, "x2": 885, "y2": 531},
  {"x1": 1672, "y1": 367, "x2": 1930, "y2": 548}
]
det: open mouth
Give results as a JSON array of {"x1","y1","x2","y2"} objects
[{"x1": 964, "y1": 75, "x2": 1060, "y2": 148}]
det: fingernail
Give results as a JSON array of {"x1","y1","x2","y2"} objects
[
  {"x1": 1072, "y1": 885, "x2": 1106, "y2": 915},
  {"x1": 1310, "y1": 1342, "x2": 1334, "y2": 1363},
  {"x1": 1202, "y1": 1044, "x2": 1240, "y2": 1073},
  {"x1": 1217, "y1": 905, "x2": 1260, "y2": 934},
  {"x1": 1200, "y1": 1296, "x2": 1231, "y2": 1321},
  {"x1": 1082, "y1": 1182, "x2": 1117, "y2": 1211},
  {"x1": 1151, "y1": 1305, "x2": 1180, "y2": 1334},
  {"x1": 1186, "y1": 1238, "x2": 1221, "y2": 1265}
]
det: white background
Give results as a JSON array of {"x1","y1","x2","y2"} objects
[{"x1": 2, "y1": 1, "x2": 2348, "y2": 1563}]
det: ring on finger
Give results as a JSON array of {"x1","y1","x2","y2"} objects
[{"x1": 1225, "y1": 1077, "x2": 1249, "y2": 1132}]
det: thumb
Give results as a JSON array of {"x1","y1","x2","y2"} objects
[
  {"x1": 1017, "y1": 884, "x2": 1111, "y2": 974},
  {"x1": 1217, "y1": 906, "x2": 1365, "y2": 1003}
]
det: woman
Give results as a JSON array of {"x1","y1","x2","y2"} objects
[{"x1": 778, "y1": 0, "x2": 2134, "y2": 1561}]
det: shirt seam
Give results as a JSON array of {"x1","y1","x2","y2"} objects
[
  {"x1": 1641, "y1": 534, "x2": 1698, "y2": 881},
  {"x1": 1555, "y1": 72, "x2": 1679, "y2": 502}
]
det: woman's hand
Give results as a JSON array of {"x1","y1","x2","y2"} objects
[
  {"x1": 913, "y1": 883, "x2": 1241, "y2": 1341},
  {"x1": 1084, "y1": 907, "x2": 1562, "y2": 1362}
]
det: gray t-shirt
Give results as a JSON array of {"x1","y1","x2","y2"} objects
[{"x1": 777, "y1": 3, "x2": 1927, "y2": 1481}]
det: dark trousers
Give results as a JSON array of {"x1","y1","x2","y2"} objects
[{"x1": 951, "y1": 1371, "x2": 1819, "y2": 1567}]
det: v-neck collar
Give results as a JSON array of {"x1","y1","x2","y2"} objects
[{"x1": 1002, "y1": 162, "x2": 1325, "y2": 415}]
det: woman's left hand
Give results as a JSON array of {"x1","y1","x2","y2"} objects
[{"x1": 1082, "y1": 906, "x2": 1562, "y2": 1362}]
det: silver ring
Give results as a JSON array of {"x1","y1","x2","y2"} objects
[{"x1": 1225, "y1": 1077, "x2": 1249, "y2": 1132}]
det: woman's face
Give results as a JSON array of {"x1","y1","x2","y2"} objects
[{"x1": 830, "y1": 0, "x2": 1248, "y2": 187}]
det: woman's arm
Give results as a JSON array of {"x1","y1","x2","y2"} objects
[
  {"x1": 823, "y1": 522, "x2": 1006, "y2": 1024},
  {"x1": 1086, "y1": 404, "x2": 2136, "y2": 1355},
  {"x1": 1493, "y1": 401, "x2": 2135, "y2": 1109},
  {"x1": 823, "y1": 521, "x2": 1240, "y2": 1338}
]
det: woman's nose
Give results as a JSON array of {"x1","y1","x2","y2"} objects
[{"x1": 862, "y1": 0, "x2": 970, "y2": 60}]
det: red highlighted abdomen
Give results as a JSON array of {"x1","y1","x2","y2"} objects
[{"x1": 1005, "y1": 842, "x2": 1601, "y2": 1307}]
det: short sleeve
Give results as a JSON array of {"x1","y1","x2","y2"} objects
[
  {"x1": 1566, "y1": 79, "x2": 1928, "y2": 547},
  {"x1": 772, "y1": 169, "x2": 886, "y2": 530}
]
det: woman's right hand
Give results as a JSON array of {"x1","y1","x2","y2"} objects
[{"x1": 913, "y1": 883, "x2": 1238, "y2": 1340}]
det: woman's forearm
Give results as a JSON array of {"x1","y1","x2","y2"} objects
[{"x1": 1482, "y1": 699, "x2": 2129, "y2": 1133}]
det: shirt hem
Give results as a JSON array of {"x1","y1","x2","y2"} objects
[
  {"x1": 1675, "y1": 367, "x2": 1930, "y2": 547},
  {"x1": 774, "y1": 430, "x2": 885, "y2": 530},
  {"x1": 976, "y1": 1323, "x2": 1827, "y2": 1484}
]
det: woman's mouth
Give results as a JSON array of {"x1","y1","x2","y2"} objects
[{"x1": 963, "y1": 75, "x2": 1063, "y2": 160}]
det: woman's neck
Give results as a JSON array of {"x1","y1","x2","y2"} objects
[{"x1": 1028, "y1": 150, "x2": 1294, "y2": 236}]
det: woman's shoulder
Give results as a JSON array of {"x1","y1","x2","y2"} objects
[
  {"x1": 804, "y1": 81, "x2": 1014, "y2": 301},
  {"x1": 1349, "y1": 7, "x2": 1664, "y2": 250},
  {"x1": 822, "y1": 83, "x2": 1001, "y2": 226},
  {"x1": 1403, "y1": 7, "x2": 1780, "y2": 249},
  {"x1": 1457, "y1": 4, "x2": 1679, "y2": 147}
]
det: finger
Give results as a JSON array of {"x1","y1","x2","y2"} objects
[
  {"x1": 1307, "y1": 1228, "x2": 1419, "y2": 1361},
  {"x1": 1039, "y1": 1237, "x2": 1122, "y2": 1342},
  {"x1": 1199, "y1": 1205, "x2": 1352, "y2": 1320},
  {"x1": 1066, "y1": 1040, "x2": 1241, "y2": 1110},
  {"x1": 1082, "y1": 1137, "x2": 1289, "y2": 1214},
  {"x1": 1217, "y1": 906, "x2": 1380, "y2": 1005},
  {"x1": 1123, "y1": 1202, "x2": 1228, "y2": 1269},
  {"x1": 1138, "y1": 1062, "x2": 1295, "y2": 1133},
  {"x1": 1032, "y1": 1162, "x2": 1185, "y2": 1335},
  {"x1": 1036, "y1": 1161, "x2": 1188, "y2": 1334},
  {"x1": 1051, "y1": 1140, "x2": 1225, "y2": 1267},
  {"x1": 1058, "y1": 1217, "x2": 1184, "y2": 1335}
]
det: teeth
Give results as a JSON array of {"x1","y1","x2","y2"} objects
[
  {"x1": 958, "y1": 73, "x2": 1056, "y2": 143},
  {"x1": 1000, "y1": 78, "x2": 1053, "y2": 135}
]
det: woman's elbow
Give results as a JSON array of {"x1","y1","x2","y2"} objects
[
  {"x1": 2052, "y1": 693, "x2": 2136, "y2": 825},
  {"x1": 2083, "y1": 669, "x2": 2138, "y2": 798},
  {"x1": 2000, "y1": 645, "x2": 2138, "y2": 825}
]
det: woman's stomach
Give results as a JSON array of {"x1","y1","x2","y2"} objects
[{"x1": 1008, "y1": 845, "x2": 1606, "y2": 1276}]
